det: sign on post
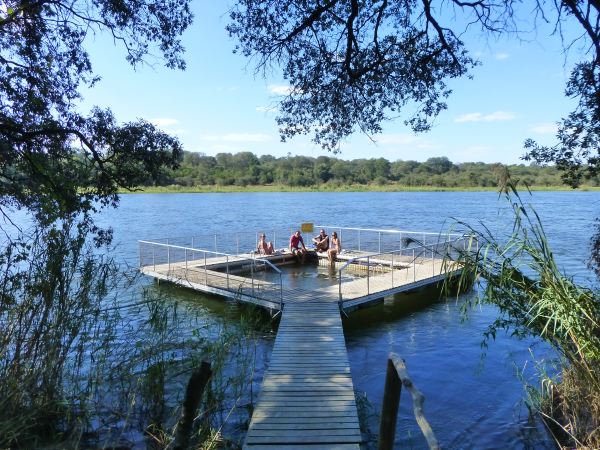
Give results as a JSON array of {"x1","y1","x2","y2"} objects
[{"x1": 301, "y1": 223, "x2": 314, "y2": 233}]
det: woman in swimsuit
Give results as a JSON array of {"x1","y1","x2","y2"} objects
[{"x1": 328, "y1": 231, "x2": 341, "y2": 263}]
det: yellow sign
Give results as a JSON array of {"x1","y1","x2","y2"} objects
[{"x1": 301, "y1": 222, "x2": 314, "y2": 233}]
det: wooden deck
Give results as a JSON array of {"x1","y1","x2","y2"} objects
[
  {"x1": 139, "y1": 249, "x2": 459, "y2": 311},
  {"x1": 244, "y1": 302, "x2": 361, "y2": 449}
]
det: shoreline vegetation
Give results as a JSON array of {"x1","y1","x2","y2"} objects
[
  {"x1": 123, "y1": 183, "x2": 600, "y2": 194},
  {"x1": 126, "y1": 151, "x2": 600, "y2": 193}
]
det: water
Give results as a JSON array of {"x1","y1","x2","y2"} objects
[{"x1": 95, "y1": 191, "x2": 598, "y2": 448}]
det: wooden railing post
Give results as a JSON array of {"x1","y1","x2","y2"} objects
[
  {"x1": 171, "y1": 361, "x2": 212, "y2": 450},
  {"x1": 378, "y1": 353, "x2": 440, "y2": 450},
  {"x1": 379, "y1": 358, "x2": 402, "y2": 450}
]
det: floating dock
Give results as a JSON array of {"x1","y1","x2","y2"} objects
[{"x1": 138, "y1": 226, "x2": 471, "y2": 449}]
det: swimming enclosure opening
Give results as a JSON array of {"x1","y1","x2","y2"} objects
[{"x1": 138, "y1": 226, "x2": 475, "y2": 312}]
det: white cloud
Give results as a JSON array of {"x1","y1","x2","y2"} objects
[
  {"x1": 216, "y1": 86, "x2": 239, "y2": 92},
  {"x1": 268, "y1": 84, "x2": 293, "y2": 95},
  {"x1": 495, "y1": 52, "x2": 510, "y2": 60},
  {"x1": 256, "y1": 105, "x2": 278, "y2": 113},
  {"x1": 199, "y1": 133, "x2": 272, "y2": 143},
  {"x1": 530, "y1": 123, "x2": 557, "y2": 134},
  {"x1": 376, "y1": 133, "x2": 420, "y2": 146},
  {"x1": 454, "y1": 111, "x2": 516, "y2": 123},
  {"x1": 150, "y1": 118, "x2": 179, "y2": 127},
  {"x1": 453, "y1": 145, "x2": 493, "y2": 162}
]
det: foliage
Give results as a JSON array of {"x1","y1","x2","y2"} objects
[
  {"x1": 227, "y1": 1, "x2": 598, "y2": 162},
  {"x1": 524, "y1": 61, "x2": 600, "y2": 187},
  {"x1": 228, "y1": 0, "x2": 482, "y2": 151},
  {"x1": 452, "y1": 184, "x2": 600, "y2": 447},
  {"x1": 0, "y1": 0, "x2": 192, "y2": 226},
  {"x1": 0, "y1": 221, "x2": 267, "y2": 447},
  {"x1": 0, "y1": 220, "x2": 116, "y2": 446},
  {"x1": 169, "y1": 150, "x2": 596, "y2": 189}
]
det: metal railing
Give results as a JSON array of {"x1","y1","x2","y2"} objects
[
  {"x1": 337, "y1": 235, "x2": 474, "y2": 305},
  {"x1": 141, "y1": 229, "x2": 298, "y2": 256},
  {"x1": 139, "y1": 240, "x2": 283, "y2": 310},
  {"x1": 317, "y1": 225, "x2": 464, "y2": 254}
]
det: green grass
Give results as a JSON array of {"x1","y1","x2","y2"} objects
[{"x1": 121, "y1": 183, "x2": 600, "y2": 194}]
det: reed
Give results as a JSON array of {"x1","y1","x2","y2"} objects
[
  {"x1": 451, "y1": 183, "x2": 600, "y2": 447},
  {"x1": 0, "y1": 218, "x2": 269, "y2": 448}
]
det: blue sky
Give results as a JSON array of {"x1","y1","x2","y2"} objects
[{"x1": 80, "y1": 2, "x2": 580, "y2": 164}]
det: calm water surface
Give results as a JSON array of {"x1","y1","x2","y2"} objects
[{"x1": 100, "y1": 191, "x2": 598, "y2": 449}]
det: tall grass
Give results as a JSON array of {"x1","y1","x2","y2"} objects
[
  {"x1": 451, "y1": 184, "x2": 600, "y2": 447},
  {"x1": 0, "y1": 218, "x2": 270, "y2": 448}
]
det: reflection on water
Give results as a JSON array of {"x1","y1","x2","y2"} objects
[{"x1": 343, "y1": 287, "x2": 555, "y2": 449}]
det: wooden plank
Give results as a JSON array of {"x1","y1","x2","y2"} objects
[
  {"x1": 245, "y1": 435, "x2": 361, "y2": 444},
  {"x1": 244, "y1": 301, "x2": 362, "y2": 450},
  {"x1": 245, "y1": 444, "x2": 360, "y2": 450}
]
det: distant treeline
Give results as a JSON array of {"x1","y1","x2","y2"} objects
[{"x1": 149, "y1": 151, "x2": 599, "y2": 188}]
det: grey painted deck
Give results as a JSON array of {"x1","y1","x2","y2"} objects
[
  {"x1": 139, "y1": 249, "x2": 458, "y2": 311},
  {"x1": 244, "y1": 301, "x2": 361, "y2": 449}
]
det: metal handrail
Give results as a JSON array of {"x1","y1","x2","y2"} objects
[
  {"x1": 316, "y1": 225, "x2": 464, "y2": 238},
  {"x1": 138, "y1": 240, "x2": 234, "y2": 257},
  {"x1": 139, "y1": 240, "x2": 284, "y2": 310},
  {"x1": 252, "y1": 256, "x2": 284, "y2": 310},
  {"x1": 337, "y1": 236, "x2": 468, "y2": 304}
]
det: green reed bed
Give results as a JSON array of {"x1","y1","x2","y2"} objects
[
  {"x1": 451, "y1": 185, "x2": 600, "y2": 448},
  {"x1": 0, "y1": 219, "x2": 272, "y2": 449}
]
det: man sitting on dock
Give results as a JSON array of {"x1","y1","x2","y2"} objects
[
  {"x1": 289, "y1": 230, "x2": 307, "y2": 263},
  {"x1": 312, "y1": 229, "x2": 329, "y2": 253}
]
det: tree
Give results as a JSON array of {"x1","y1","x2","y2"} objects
[
  {"x1": 0, "y1": 2, "x2": 193, "y2": 444},
  {"x1": 228, "y1": 1, "x2": 598, "y2": 162},
  {"x1": 228, "y1": 0, "x2": 479, "y2": 152},
  {"x1": 1, "y1": 0, "x2": 193, "y2": 226},
  {"x1": 228, "y1": 0, "x2": 600, "y2": 270}
]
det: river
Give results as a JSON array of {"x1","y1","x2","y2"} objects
[{"x1": 99, "y1": 190, "x2": 598, "y2": 449}]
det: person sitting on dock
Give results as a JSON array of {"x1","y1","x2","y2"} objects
[
  {"x1": 289, "y1": 230, "x2": 307, "y2": 263},
  {"x1": 328, "y1": 231, "x2": 341, "y2": 263},
  {"x1": 257, "y1": 233, "x2": 274, "y2": 255},
  {"x1": 312, "y1": 229, "x2": 329, "y2": 253}
]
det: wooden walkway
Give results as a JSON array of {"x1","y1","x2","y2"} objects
[
  {"x1": 244, "y1": 301, "x2": 361, "y2": 449},
  {"x1": 139, "y1": 243, "x2": 463, "y2": 447}
]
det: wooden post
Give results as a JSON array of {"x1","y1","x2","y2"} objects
[
  {"x1": 379, "y1": 358, "x2": 402, "y2": 450},
  {"x1": 171, "y1": 361, "x2": 212, "y2": 450},
  {"x1": 379, "y1": 354, "x2": 440, "y2": 450}
]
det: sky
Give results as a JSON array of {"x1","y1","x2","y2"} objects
[{"x1": 79, "y1": 2, "x2": 583, "y2": 165}]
